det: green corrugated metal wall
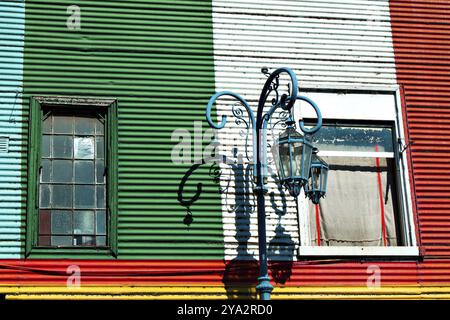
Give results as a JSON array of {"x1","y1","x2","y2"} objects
[{"x1": 22, "y1": 0, "x2": 224, "y2": 259}]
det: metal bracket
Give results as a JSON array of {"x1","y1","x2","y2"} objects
[{"x1": 398, "y1": 138, "x2": 414, "y2": 154}]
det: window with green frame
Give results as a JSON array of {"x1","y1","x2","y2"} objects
[{"x1": 26, "y1": 97, "x2": 118, "y2": 256}]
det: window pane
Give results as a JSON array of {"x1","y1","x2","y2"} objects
[
  {"x1": 51, "y1": 236, "x2": 72, "y2": 246},
  {"x1": 75, "y1": 117, "x2": 95, "y2": 135},
  {"x1": 74, "y1": 137, "x2": 94, "y2": 159},
  {"x1": 52, "y1": 160, "x2": 73, "y2": 183},
  {"x1": 53, "y1": 136, "x2": 73, "y2": 158},
  {"x1": 96, "y1": 236, "x2": 106, "y2": 246},
  {"x1": 96, "y1": 186, "x2": 105, "y2": 208},
  {"x1": 39, "y1": 184, "x2": 50, "y2": 208},
  {"x1": 53, "y1": 115, "x2": 73, "y2": 134},
  {"x1": 308, "y1": 156, "x2": 399, "y2": 247},
  {"x1": 41, "y1": 159, "x2": 51, "y2": 183},
  {"x1": 311, "y1": 125, "x2": 393, "y2": 153},
  {"x1": 74, "y1": 211, "x2": 95, "y2": 234},
  {"x1": 95, "y1": 118, "x2": 104, "y2": 135},
  {"x1": 39, "y1": 210, "x2": 51, "y2": 235},
  {"x1": 73, "y1": 235, "x2": 95, "y2": 246},
  {"x1": 96, "y1": 160, "x2": 105, "y2": 183},
  {"x1": 96, "y1": 210, "x2": 106, "y2": 235},
  {"x1": 43, "y1": 115, "x2": 52, "y2": 133},
  {"x1": 82, "y1": 236, "x2": 95, "y2": 245},
  {"x1": 74, "y1": 185, "x2": 95, "y2": 208},
  {"x1": 96, "y1": 137, "x2": 104, "y2": 158},
  {"x1": 39, "y1": 236, "x2": 51, "y2": 246},
  {"x1": 52, "y1": 185, "x2": 72, "y2": 208},
  {"x1": 42, "y1": 135, "x2": 51, "y2": 157},
  {"x1": 73, "y1": 236, "x2": 82, "y2": 246},
  {"x1": 51, "y1": 210, "x2": 72, "y2": 235},
  {"x1": 74, "y1": 161, "x2": 95, "y2": 184}
]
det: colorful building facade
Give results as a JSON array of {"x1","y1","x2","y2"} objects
[{"x1": 0, "y1": 0, "x2": 449, "y2": 299}]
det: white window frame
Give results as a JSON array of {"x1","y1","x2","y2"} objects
[{"x1": 295, "y1": 86, "x2": 418, "y2": 257}]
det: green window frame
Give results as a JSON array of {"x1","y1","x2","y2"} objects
[{"x1": 26, "y1": 96, "x2": 118, "y2": 257}]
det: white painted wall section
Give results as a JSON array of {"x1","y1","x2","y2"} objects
[{"x1": 212, "y1": 0, "x2": 397, "y2": 261}]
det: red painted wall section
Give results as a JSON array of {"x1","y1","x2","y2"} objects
[
  {"x1": 0, "y1": 260, "x2": 423, "y2": 287},
  {"x1": 390, "y1": 0, "x2": 450, "y2": 257},
  {"x1": 2, "y1": 259, "x2": 450, "y2": 288}
]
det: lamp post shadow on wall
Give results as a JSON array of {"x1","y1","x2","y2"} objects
[{"x1": 206, "y1": 67, "x2": 329, "y2": 300}]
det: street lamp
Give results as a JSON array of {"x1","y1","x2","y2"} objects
[
  {"x1": 205, "y1": 67, "x2": 326, "y2": 300},
  {"x1": 305, "y1": 148, "x2": 329, "y2": 205},
  {"x1": 273, "y1": 119, "x2": 314, "y2": 198}
]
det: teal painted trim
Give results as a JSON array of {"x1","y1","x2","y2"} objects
[{"x1": 0, "y1": 0, "x2": 25, "y2": 258}]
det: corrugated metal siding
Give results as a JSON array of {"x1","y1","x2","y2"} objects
[
  {"x1": 389, "y1": 0, "x2": 450, "y2": 257},
  {"x1": 213, "y1": 0, "x2": 397, "y2": 92},
  {"x1": 212, "y1": 0, "x2": 398, "y2": 260},
  {"x1": 0, "y1": 1, "x2": 25, "y2": 258},
  {"x1": 1, "y1": 0, "x2": 450, "y2": 296},
  {"x1": 22, "y1": 0, "x2": 224, "y2": 259},
  {"x1": 0, "y1": 259, "x2": 421, "y2": 286}
]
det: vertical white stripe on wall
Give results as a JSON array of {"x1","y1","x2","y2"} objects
[
  {"x1": 0, "y1": 1, "x2": 25, "y2": 258},
  {"x1": 212, "y1": 0, "x2": 397, "y2": 261}
]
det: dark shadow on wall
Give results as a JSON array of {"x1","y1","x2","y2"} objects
[
  {"x1": 222, "y1": 152, "x2": 259, "y2": 299},
  {"x1": 267, "y1": 179, "x2": 295, "y2": 285},
  {"x1": 268, "y1": 225, "x2": 295, "y2": 285},
  {"x1": 221, "y1": 154, "x2": 295, "y2": 298},
  {"x1": 177, "y1": 150, "x2": 295, "y2": 298},
  {"x1": 177, "y1": 161, "x2": 203, "y2": 227},
  {"x1": 177, "y1": 157, "x2": 222, "y2": 227}
]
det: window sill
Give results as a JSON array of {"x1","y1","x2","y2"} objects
[
  {"x1": 298, "y1": 246, "x2": 419, "y2": 257},
  {"x1": 26, "y1": 246, "x2": 117, "y2": 259}
]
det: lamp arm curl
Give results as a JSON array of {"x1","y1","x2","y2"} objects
[
  {"x1": 256, "y1": 67, "x2": 298, "y2": 127},
  {"x1": 205, "y1": 91, "x2": 256, "y2": 130},
  {"x1": 205, "y1": 91, "x2": 257, "y2": 179},
  {"x1": 297, "y1": 95, "x2": 322, "y2": 135},
  {"x1": 255, "y1": 68, "x2": 299, "y2": 184}
]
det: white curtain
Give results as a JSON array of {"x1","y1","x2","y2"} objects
[{"x1": 308, "y1": 156, "x2": 399, "y2": 246}]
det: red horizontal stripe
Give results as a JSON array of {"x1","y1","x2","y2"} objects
[{"x1": 0, "y1": 260, "x2": 428, "y2": 287}]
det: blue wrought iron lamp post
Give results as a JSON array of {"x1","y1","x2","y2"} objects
[{"x1": 206, "y1": 67, "x2": 328, "y2": 300}]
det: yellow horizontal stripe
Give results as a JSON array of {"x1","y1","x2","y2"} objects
[
  {"x1": 8, "y1": 294, "x2": 450, "y2": 300},
  {"x1": 7, "y1": 294, "x2": 229, "y2": 300},
  {"x1": 3, "y1": 285, "x2": 450, "y2": 300},
  {"x1": 0, "y1": 285, "x2": 227, "y2": 294}
]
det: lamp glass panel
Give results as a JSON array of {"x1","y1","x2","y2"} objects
[
  {"x1": 277, "y1": 126, "x2": 311, "y2": 180},
  {"x1": 277, "y1": 142, "x2": 290, "y2": 180},
  {"x1": 321, "y1": 165, "x2": 328, "y2": 192},
  {"x1": 292, "y1": 142, "x2": 304, "y2": 177},
  {"x1": 294, "y1": 141, "x2": 312, "y2": 179},
  {"x1": 312, "y1": 166, "x2": 321, "y2": 190}
]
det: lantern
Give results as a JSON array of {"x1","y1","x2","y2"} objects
[
  {"x1": 273, "y1": 120, "x2": 314, "y2": 197},
  {"x1": 305, "y1": 148, "x2": 329, "y2": 204}
]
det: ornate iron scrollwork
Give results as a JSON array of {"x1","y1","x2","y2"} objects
[{"x1": 181, "y1": 68, "x2": 322, "y2": 228}]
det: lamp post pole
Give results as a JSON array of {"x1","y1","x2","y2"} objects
[
  {"x1": 206, "y1": 67, "x2": 323, "y2": 300},
  {"x1": 253, "y1": 68, "x2": 299, "y2": 300}
]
